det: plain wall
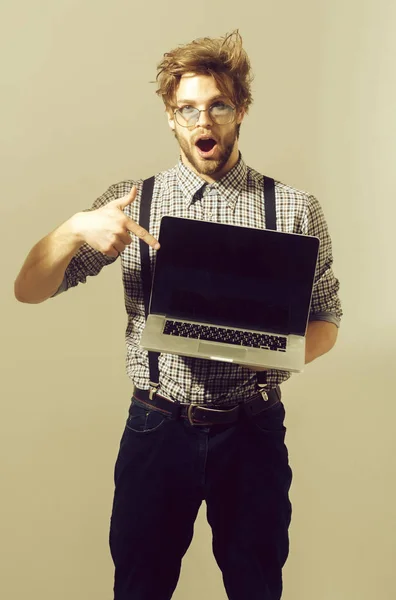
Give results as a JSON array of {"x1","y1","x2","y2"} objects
[{"x1": 1, "y1": 1, "x2": 395, "y2": 598}]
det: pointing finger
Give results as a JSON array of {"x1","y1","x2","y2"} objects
[{"x1": 127, "y1": 219, "x2": 160, "y2": 250}]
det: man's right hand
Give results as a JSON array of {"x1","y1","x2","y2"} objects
[{"x1": 73, "y1": 185, "x2": 160, "y2": 258}]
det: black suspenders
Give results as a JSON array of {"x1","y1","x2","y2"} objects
[
  {"x1": 139, "y1": 175, "x2": 277, "y2": 399},
  {"x1": 138, "y1": 175, "x2": 161, "y2": 393}
]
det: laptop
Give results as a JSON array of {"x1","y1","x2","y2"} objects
[{"x1": 140, "y1": 216, "x2": 320, "y2": 372}]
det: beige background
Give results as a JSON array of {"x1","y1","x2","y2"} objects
[{"x1": 1, "y1": 0, "x2": 395, "y2": 598}]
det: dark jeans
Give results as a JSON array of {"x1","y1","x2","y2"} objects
[{"x1": 109, "y1": 387, "x2": 292, "y2": 600}]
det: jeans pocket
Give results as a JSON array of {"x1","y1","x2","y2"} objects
[
  {"x1": 251, "y1": 400, "x2": 286, "y2": 434},
  {"x1": 125, "y1": 399, "x2": 169, "y2": 434}
]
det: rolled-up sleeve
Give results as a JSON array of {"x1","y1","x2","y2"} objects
[
  {"x1": 51, "y1": 183, "x2": 120, "y2": 297},
  {"x1": 303, "y1": 195, "x2": 343, "y2": 327}
]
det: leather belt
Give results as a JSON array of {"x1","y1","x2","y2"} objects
[{"x1": 132, "y1": 386, "x2": 281, "y2": 426}]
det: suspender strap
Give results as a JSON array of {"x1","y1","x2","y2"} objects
[
  {"x1": 139, "y1": 177, "x2": 160, "y2": 394},
  {"x1": 256, "y1": 176, "x2": 276, "y2": 388},
  {"x1": 263, "y1": 176, "x2": 276, "y2": 230},
  {"x1": 139, "y1": 174, "x2": 277, "y2": 396},
  {"x1": 139, "y1": 176, "x2": 155, "y2": 319}
]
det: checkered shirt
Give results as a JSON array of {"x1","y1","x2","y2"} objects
[{"x1": 53, "y1": 152, "x2": 343, "y2": 405}]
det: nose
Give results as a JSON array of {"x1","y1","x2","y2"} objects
[{"x1": 196, "y1": 109, "x2": 214, "y2": 128}]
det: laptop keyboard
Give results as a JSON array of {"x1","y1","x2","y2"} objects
[{"x1": 163, "y1": 320, "x2": 287, "y2": 352}]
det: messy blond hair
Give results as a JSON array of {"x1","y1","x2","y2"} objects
[{"x1": 154, "y1": 30, "x2": 254, "y2": 113}]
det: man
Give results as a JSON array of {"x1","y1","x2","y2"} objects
[{"x1": 14, "y1": 30, "x2": 342, "y2": 600}]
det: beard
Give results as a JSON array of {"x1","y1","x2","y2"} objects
[{"x1": 172, "y1": 125, "x2": 239, "y2": 177}]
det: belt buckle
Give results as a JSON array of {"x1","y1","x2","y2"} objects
[
  {"x1": 187, "y1": 403, "x2": 200, "y2": 426},
  {"x1": 187, "y1": 403, "x2": 237, "y2": 426}
]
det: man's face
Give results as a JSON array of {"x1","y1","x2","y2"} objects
[{"x1": 167, "y1": 73, "x2": 245, "y2": 182}]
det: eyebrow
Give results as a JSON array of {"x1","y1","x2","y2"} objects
[{"x1": 177, "y1": 95, "x2": 228, "y2": 105}]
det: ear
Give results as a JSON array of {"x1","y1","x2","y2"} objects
[
  {"x1": 236, "y1": 106, "x2": 246, "y2": 125},
  {"x1": 166, "y1": 108, "x2": 176, "y2": 131}
]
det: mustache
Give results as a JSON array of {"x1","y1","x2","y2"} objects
[{"x1": 193, "y1": 133, "x2": 218, "y2": 144}]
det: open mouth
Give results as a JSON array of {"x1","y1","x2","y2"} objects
[{"x1": 195, "y1": 137, "x2": 218, "y2": 157}]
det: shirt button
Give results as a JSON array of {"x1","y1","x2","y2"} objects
[
  {"x1": 207, "y1": 212, "x2": 213, "y2": 218},
  {"x1": 192, "y1": 385, "x2": 201, "y2": 392}
]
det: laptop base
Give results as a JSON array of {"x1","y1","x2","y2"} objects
[{"x1": 140, "y1": 315, "x2": 305, "y2": 373}]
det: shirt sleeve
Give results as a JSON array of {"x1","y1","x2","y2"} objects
[
  {"x1": 51, "y1": 183, "x2": 122, "y2": 297},
  {"x1": 302, "y1": 195, "x2": 343, "y2": 327}
]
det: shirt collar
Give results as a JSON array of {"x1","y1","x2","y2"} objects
[{"x1": 175, "y1": 151, "x2": 247, "y2": 211}]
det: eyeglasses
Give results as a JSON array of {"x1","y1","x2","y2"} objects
[{"x1": 173, "y1": 102, "x2": 236, "y2": 127}]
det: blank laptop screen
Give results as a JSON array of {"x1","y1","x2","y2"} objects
[{"x1": 150, "y1": 217, "x2": 319, "y2": 336}]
